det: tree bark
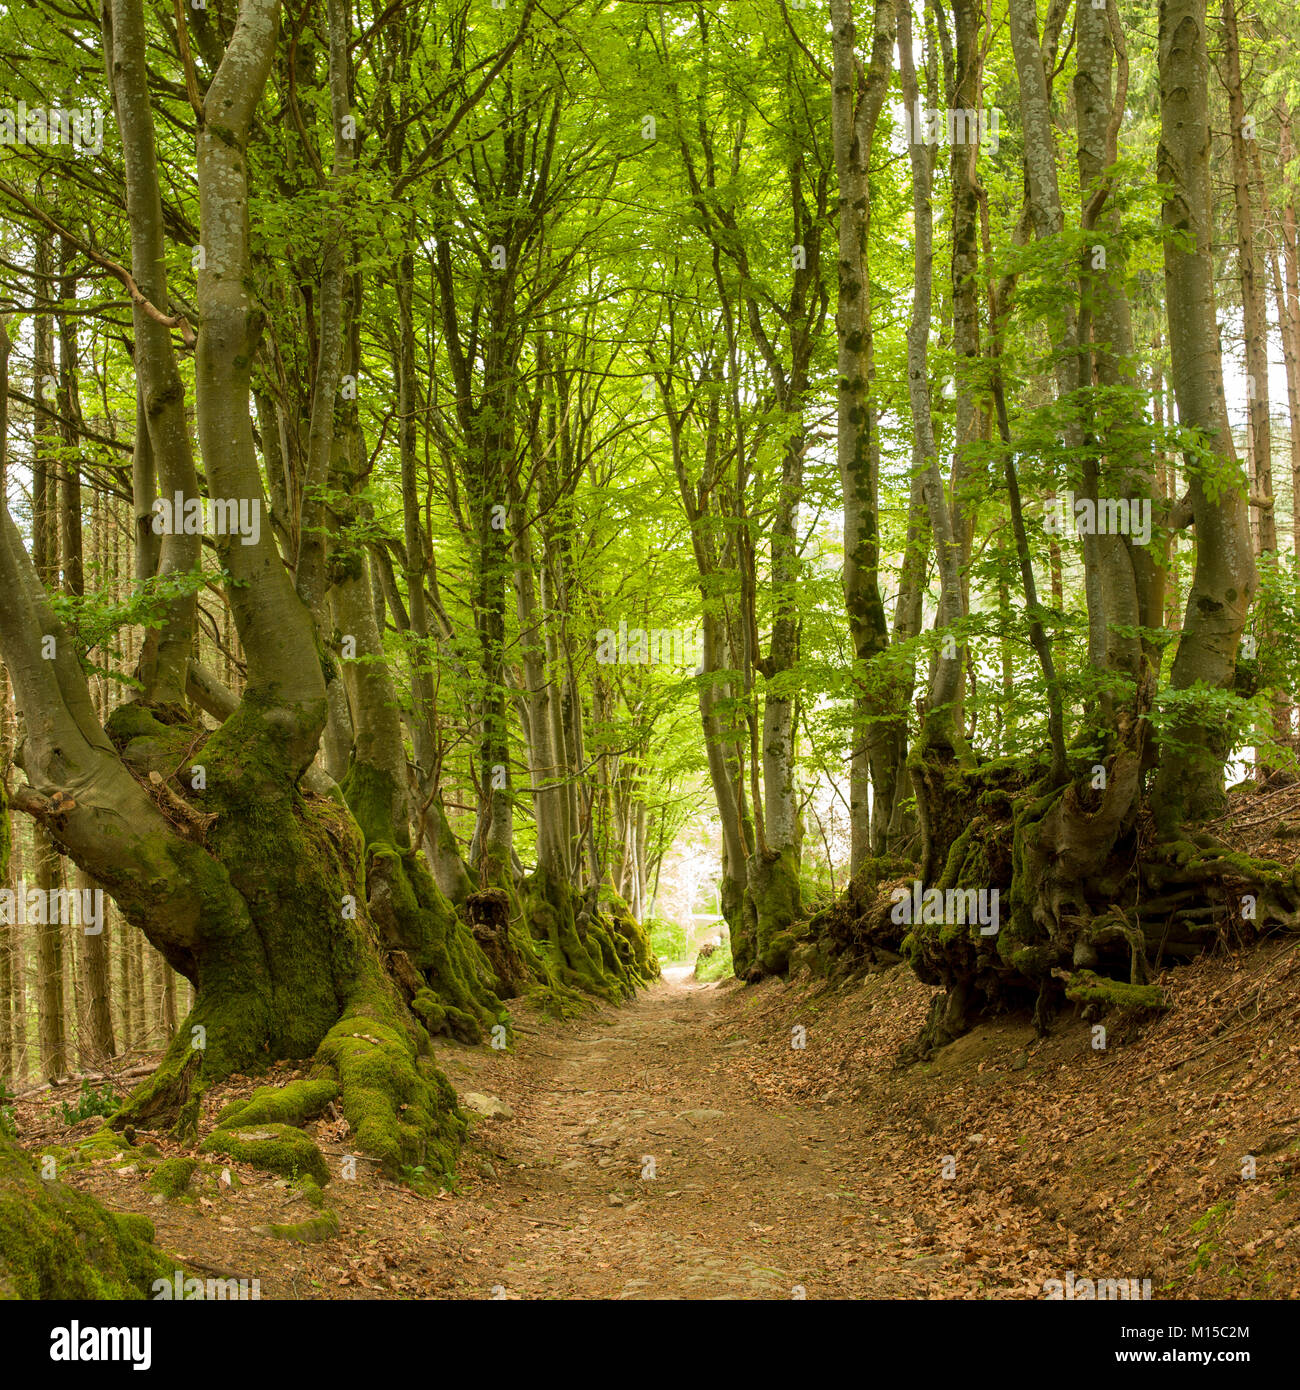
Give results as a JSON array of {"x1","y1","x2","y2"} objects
[
  {"x1": 829, "y1": 0, "x2": 896, "y2": 870},
  {"x1": 1151, "y1": 0, "x2": 1256, "y2": 827}
]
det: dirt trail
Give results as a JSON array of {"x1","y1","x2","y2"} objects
[
  {"x1": 437, "y1": 968, "x2": 916, "y2": 1299},
  {"x1": 52, "y1": 947, "x2": 1294, "y2": 1300},
  {"x1": 43, "y1": 965, "x2": 935, "y2": 1301}
]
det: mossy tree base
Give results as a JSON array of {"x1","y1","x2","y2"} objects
[
  {"x1": 740, "y1": 845, "x2": 802, "y2": 980},
  {"x1": 92, "y1": 704, "x2": 660, "y2": 1188},
  {"x1": 94, "y1": 707, "x2": 472, "y2": 1180},
  {"x1": 0, "y1": 1133, "x2": 171, "y2": 1299},
  {"x1": 517, "y1": 869, "x2": 655, "y2": 1002},
  {"x1": 807, "y1": 755, "x2": 1300, "y2": 1058}
]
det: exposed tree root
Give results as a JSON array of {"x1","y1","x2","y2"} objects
[{"x1": 801, "y1": 754, "x2": 1300, "y2": 1061}]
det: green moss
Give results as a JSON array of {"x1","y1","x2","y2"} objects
[
  {"x1": 343, "y1": 760, "x2": 504, "y2": 1041},
  {"x1": 602, "y1": 895, "x2": 660, "y2": 981},
  {"x1": 745, "y1": 846, "x2": 802, "y2": 975},
  {"x1": 200, "y1": 1123, "x2": 330, "y2": 1186},
  {"x1": 1008, "y1": 945, "x2": 1051, "y2": 975},
  {"x1": 102, "y1": 695, "x2": 473, "y2": 1187},
  {"x1": 104, "y1": 701, "x2": 176, "y2": 748},
  {"x1": 216, "y1": 1078, "x2": 339, "y2": 1129},
  {"x1": 67, "y1": 1125, "x2": 140, "y2": 1168},
  {"x1": 0, "y1": 1133, "x2": 171, "y2": 1299},
  {"x1": 522, "y1": 869, "x2": 622, "y2": 1001},
  {"x1": 295, "y1": 1176, "x2": 326, "y2": 1209},
  {"x1": 1063, "y1": 969, "x2": 1167, "y2": 1012},
  {"x1": 147, "y1": 1157, "x2": 197, "y2": 1199},
  {"x1": 265, "y1": 1209, "x2": 339, "y2": 1243},
  {"x1": 1002, "y1": 786, "x2": 1066, "y2": 953},
  {"x1": 523, "y1": 979, "x2": 590, "y2": 1020},
  {"x1": 316, "y1": 959, "x2": 465, "y2": 1178},
  {"x1": 410, "y1": 988, "x2": 446, "y2": 1032}
]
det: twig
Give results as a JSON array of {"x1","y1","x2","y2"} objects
[{"x1": 0, "y1": 181, "x2": 197, "y2": 347}]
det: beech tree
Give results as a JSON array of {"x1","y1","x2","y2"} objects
[{"x1": 3, "y1": 0, "x2": 1300, "y2": 1263}]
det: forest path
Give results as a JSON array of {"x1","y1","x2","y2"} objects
[
  {"x1": 439, "y1": 968, "x2": 923, "y2": 1299},
  {"x1": 48, "y1": 943, "x2": 1298, "y2": 1299}
]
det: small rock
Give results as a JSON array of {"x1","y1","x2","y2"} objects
[
  {"x1": 461, "y1": 1092, "x2": 514, "y2": 1121},
  {"x1": 607, "y1": 1193, "x2": 624, "y2": 1206}
]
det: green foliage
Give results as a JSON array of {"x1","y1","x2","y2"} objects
[
  {"x1": 49, "y1": 568, "x2": 213, "y2": 689},
  {"x1": 645, "y1": 916, "x2": 689, "y2": 963},
  {"x1": 52, "y1": 1081, "x2": 121, "y2": 1126},
  {"x1": 694, "y1": 935, "x2": 734, "y2": 984}
]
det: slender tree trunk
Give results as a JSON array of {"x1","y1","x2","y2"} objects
[
  {"x1": 1151, "y1": 0, "x2": 1257, "y2": 826},
  {"x1": 78, "y1": 868, "x2": 115, "y2": 1062},
  {"x1": 115, "y1": 901, "x2": 132, "y2": 1053},
  {"x1": 1281, "y1": 109, "x2": 1300, "y2": 577},
  {"x1": 829, "y1": 0, "x2": 896, "y2": 871},
  {"x1": 34, "y1": 828, "x2": 68, "y2": 1081},
  {"x1": 32, "y1": 230, "x2": 69, "y2": 1083},
  {"x1": 1221, "y1": 0, "x2": 1274, "y2": 556},
  {"x1": 104, "y1": 0, "x2": 202, "y2": 705}
]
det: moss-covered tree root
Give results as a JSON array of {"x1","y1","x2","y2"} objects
[
  {"x1": 94, "y1": 706, "x2": 660, "y2": 1187},
  {"x1": 740, "y1": 845, "x2": 803, "y2": 979},
  {"x1": 0, "y1": 1133, "x2": 171, "y2": 1299},
  {"x1": 802, "y1": 756, "x2": 1300, "y2": 1058}
]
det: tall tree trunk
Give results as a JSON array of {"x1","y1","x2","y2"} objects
[
  {"x1": 906, "y1": 0, "x2": 973, "y2": 877},
  {"x1": 34, "y1": 828, "x2": 68, "y2": 1082},
  {"x1": 1151, "y1": 0, "x2": 1256, "y2": 827},
  {"x1": 33, "y1": 230, "x2": 68, "y2": 1083},
  {"x1": 829, "y1": 0, "x2": 896, "y2": 871},
  {"x1": 1221, "y1": 0, "x2": 1274, "y2": 556},
  {"x1": 104, "y1": 0, "x2": 202, "y2": 706}
]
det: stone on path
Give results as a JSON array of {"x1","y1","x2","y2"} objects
[{"x1": 462, "y1": 1092, "x2": 514, "y2": 1121}]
